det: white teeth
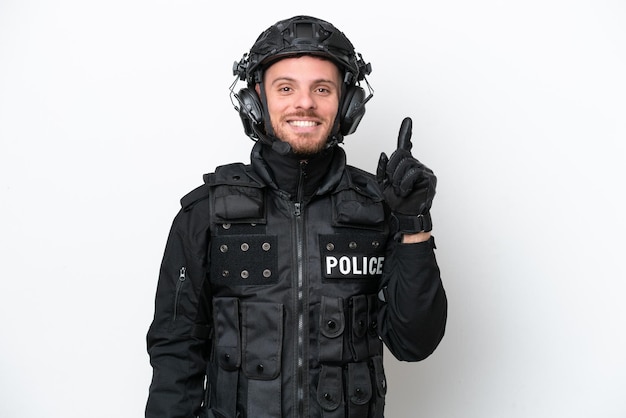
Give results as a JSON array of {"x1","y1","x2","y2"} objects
[{"x1": 290, "y1": 120, "x2": 317, "y2": 127}]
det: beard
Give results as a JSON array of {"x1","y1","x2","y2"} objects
[
  {"x1": 288, "y1": 134, "x2": 328, "y2": 156},
  {"x1": 272, "y1": 111, "x2": 335, "y2": 156}
]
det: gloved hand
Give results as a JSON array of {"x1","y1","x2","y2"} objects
[{"x1": 376, "y1": 117, "x2": 437, "y2": 234}]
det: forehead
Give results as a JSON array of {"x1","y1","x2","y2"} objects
[{"x1": 263, "y1": 55, "x2": 342, "y2": 82}]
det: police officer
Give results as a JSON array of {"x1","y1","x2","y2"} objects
[{"x1": 146, "y1": 15, "x2": 447, "y2": 418}]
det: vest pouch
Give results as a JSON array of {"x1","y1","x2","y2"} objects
[
  {"x1": 367, "y1": 294, "x2": 383, "y2": 356},
  {"x1": 210, "y1": 298, "x2": 241, "y2": 417},
  {"x1": 319, "y1": 296, "x2": 346, "y2": 362},
  {"x1": 370, "y1": 355, "x2": 387, "y2": 417},
  {"x1": 331, "y1": 188, "x2": 385, "y2": 229},
  {"x1": 347, "y1": 362, "x2": 372, "y2": 418},
  {"x1": 208, "y1": 163, "x2": 267, "y2": 224},
  {"x1": 349, "y1": 295, "x2": 369, "y2": 361},
  {"x1": 316, "y1": 364, "x2": 345, "y2": 418},
  {"x1": 214, "y1": 185, "x2": 264, "y2": 222},
  {"x1": 213, "y1": 297, "x2": 241, "y2": 370},
  {"x1": 241, "y1": 301, "x2": 283, "y2": 418}
]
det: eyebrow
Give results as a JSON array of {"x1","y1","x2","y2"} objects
[{"x1": 269, "y1": 76, "x2": 339, "y2": 87}]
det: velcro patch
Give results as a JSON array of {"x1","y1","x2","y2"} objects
[{"x1": 211, "y1": 234, "x2": 278, "y2": 285}]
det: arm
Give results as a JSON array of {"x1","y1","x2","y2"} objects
[
  {"x1": 377, "y1": 236, "x2": 447, "y2": 361},
  {"x1": 146, "y1": 191, "x2": 212, "y2": 418},
  {"x1": 376, "y1": 117, "x2": 447, "y2": 361}
]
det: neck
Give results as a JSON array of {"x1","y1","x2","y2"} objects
[{"x1": 255, "y1": 143, "x2": 337, "y2": 200}]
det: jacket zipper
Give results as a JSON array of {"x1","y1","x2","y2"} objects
[
  {"x1": 172, "y1": 266, "x2": 186, "y2": 322},
  {"x1": 294, "y1": 162, "x2": 307, "y2": 418}
]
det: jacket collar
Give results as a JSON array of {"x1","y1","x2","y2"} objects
[{"x1": 250, "y1": 142, "x2": 346, "y2": 201}]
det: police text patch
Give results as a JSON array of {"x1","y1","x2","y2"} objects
[{"x1": 319, "y1": 232, "x2": 386, "y2": 280}]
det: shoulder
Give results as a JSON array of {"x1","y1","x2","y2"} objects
[
  {"x1": 179, "y1": 162, "x2": 262, "y2": 210},
  {"x1": 345, "y1": 164, "x2": 376, "y2": 181},
  {"x1": 180, "y1": 183, "x2": 210, "y2": 211},
  {"x1": 207, "y1": 162, "x2": 263, "y2": 187}
]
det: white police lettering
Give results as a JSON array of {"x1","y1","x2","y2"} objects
[{"x1": 325, "y1": 256, "x2": 385, "y2": 276}]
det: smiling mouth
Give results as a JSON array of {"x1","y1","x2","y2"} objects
[{"x1": 289, "y1": 120, "x2": 319, "y2": 127}]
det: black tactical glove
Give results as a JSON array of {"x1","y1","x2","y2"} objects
[{"x1": 376, "y1": 117, "x2": 437, "y2": 235}]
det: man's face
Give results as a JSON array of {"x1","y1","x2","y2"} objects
[{"x1": 256, "y1": 55, "x2": 342, "y2": 155}]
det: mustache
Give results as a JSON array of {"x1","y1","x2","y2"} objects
[{"x1": 284, "y1": 110, "x2": 320, "y2": 119}]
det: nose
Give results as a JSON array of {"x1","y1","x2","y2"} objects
[{"x1": 293, "y1": 90, "x2": 316, "y2": 109}]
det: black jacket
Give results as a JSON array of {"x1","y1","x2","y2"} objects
[{"x1": 146, "y1": 143, "x2": 447, "y2": 418}]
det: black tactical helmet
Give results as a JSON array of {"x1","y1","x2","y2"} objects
[{"x1": 233, "y1": 15, "x2": 371, "y2": 87}]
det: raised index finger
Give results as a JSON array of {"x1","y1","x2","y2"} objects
[{"x1": 397, "y1": 117, "x2": 413, "y2": 152}]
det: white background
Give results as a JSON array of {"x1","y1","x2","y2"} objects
[{"x1": 1, "y1": 1, "x2": 625, "y2": 417}]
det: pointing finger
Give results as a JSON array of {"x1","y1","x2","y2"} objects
[{"x1": 397, "y1": 117, "x2": 413, "y2": 152}]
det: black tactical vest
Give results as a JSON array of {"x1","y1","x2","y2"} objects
[{"x1": 200, "y1": 161, "x2": 390, "y2": 418}]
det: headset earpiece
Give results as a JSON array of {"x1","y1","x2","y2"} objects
[
  {"x1": 236, "y1": 88, "x2": 263, "y2": 125},
  {"x1": 234, "y1": 87, "x2": 264, "y2": 139},
  {"x1": 339, "y1": 85, "x2": 367, "y2": 136}
]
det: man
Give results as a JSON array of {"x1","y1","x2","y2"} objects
[{"x1": 146, "y1": 15, "x2": 447, "y2": 418}]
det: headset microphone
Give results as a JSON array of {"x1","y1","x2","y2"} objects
[{"x1": 271, "y1": 140, "x2": 292, "y2": 155}]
